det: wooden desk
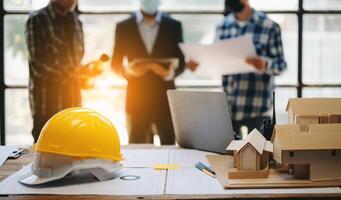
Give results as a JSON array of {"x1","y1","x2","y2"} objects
[{"x1": 0, "y1": 145, "x2": 340, "y2": 200}]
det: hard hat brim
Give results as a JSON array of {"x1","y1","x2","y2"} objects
[
  {"x1": 18, "y1": 159, "x2": 123, "y2": 186},
  {"x1": 18, "y1": 171, "x2": 62, "y2": 185}
]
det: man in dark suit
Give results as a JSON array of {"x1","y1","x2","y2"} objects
[{"x1": 111, "y1": 0, "x2": 185, "y2": 144}]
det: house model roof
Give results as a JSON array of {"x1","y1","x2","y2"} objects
[
  {"x1": 226, "y1": 129, "x2": 273, "y2": 154},
  {"x1": 272, "y1": 124, "x2": 341, "y2": 151},
  {"x1": 286, "y1": 98, "x2": 341, "y2": 115}
]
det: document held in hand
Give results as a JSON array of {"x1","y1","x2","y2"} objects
[
  {"x1": 179, "y1": 34, "x2": 257, "y2": 76},
  {"x1": 129, "y1": 58, "x2": 179, "y2": 69}
]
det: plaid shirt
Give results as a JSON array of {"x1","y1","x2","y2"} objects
[
  {"x1": 26, "y1": 3, "x2": 84, "y2": 116},
  {"x1": 215, "y1": 10, "x2": 287, "y2": 120}
]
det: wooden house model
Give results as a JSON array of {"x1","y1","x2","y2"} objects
[
  {"x1": 286, "y1": 98, "x2": 341, "y2": 125},
  {"x1": 226, "y1": 129, "x2": 273, "y2": 179},
  {"x1": 272, "y1": 124, "x2": 341, "y2": 181}
]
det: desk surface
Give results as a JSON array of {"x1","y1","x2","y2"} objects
[{"x1": 0, "y1": 144, "x2": 340, "y2": 200}]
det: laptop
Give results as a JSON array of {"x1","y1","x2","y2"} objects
[{"x1": 167, "y1": 90, "x2": 234, "y2": 154}]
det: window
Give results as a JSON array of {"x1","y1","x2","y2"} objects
[
  {"x1": 78, "y1": 0, "x2": 138, "y2": 12},
  {"x1": 250, "y1": 0, "x2": 298, "y2": 11},
  {"x1": 270, "y1": 14, "x2": 298, "y2": 85},
  {"x1": 303, "y1": 88, "x2": 341, "y2": 97},
  {"x1": 303, "y1": 15, "x2": 341, "y2": 84},
  {"x1": 275, "y1": 88, "x2": 297, "y2": 124},
  {"x1": 80, "y1": 14, "x2": 129, "y2": 65},
  {"x1": 78, "y1": 0, "x2": 224, "y2": 12},
  {"x1": 5, "y1": 89, "x2": 33, "y2": 146},
  {"x1": 4, "y1": 0, "x2": 48, "y2": 11},
  {"x1": 4, "y1": 15, "x2": 28, "y2": 86},
  {"x1": 304, "y1": 0, "x2": 341, "y2": 11},
  {"x1": 1, "y1": 0, "x2": 341, "y2": 145}
]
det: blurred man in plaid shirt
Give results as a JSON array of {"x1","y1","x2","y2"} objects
[
  {"x1": 216, "y1": 0, "x2": 287, "y2": 138},
  {"x1": 25, "y1": 0, "x2": 84, "y2": 142}
]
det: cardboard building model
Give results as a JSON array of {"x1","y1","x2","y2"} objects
[
  {"x1": 226, "y1": 129, "x2": 273, "y2": 179},
  {"x1": 286, "y1": 98, "x2": 341, "y2": 124},
  {"x1": 272, "y1": 124, "x2": 341, "y2": 181}
]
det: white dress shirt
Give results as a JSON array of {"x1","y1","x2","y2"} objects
[
  {"x1": 136, "y1": 11, "x2": 161, "y2": 55},
  {"x1": 136, "y1": 11, "x2": 174, "y2": 80}
]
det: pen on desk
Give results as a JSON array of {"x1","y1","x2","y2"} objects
[
  {"x1": 202, "y1": 168, "x2": 215, "y2": 177},
  {"x1": 198, "y1": 162, "x2": 216, "y2": 175},
  {"x1": 195, "y1": 163, "x2": 216, "y2": 178}
]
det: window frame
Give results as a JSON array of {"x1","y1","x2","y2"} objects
[{"x1": 1, "y1": 0, "x2": 341, "y2": 144}]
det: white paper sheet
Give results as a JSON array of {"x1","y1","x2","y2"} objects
[
  {"x1": 121, "y1": 149, "x2": 169, "y2": 168},
  {"x1": 0, "y1": 165, "x2": 166, "y2": 195},
  {"x1": 0, "y1": 146, "x2": 18, "y2": 167},
  {"x1": 168, "y1": 149, "x2": 217, "y2": 168},
  {"x1": 166, "y1": 168, "x2": 341, "y2": 195},
  {"x1": 179, "y1": 34, "x2": 257, "y2": 76}
]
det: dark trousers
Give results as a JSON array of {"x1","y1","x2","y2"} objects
[
  {"x1": 30, "y1": 80, "x2": 81, "y2": 143},
  {"x1": 232, "y1": 116, "x2": 270, "y2": 140},
  {"x1": 126, "y1": 111, "x2": 175, "y2": 145}
]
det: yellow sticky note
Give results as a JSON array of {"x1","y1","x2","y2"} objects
[{"x1": 153, "y1": 164, "x2": 180, "y2": 170}]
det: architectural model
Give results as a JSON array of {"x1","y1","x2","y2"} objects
[
  {"x1": 272, "y1": 124, "x2": 341, "y2": 181},
  {"x1": 286, "y1": 98, "x2": 341, "y2": 124},
  {"x1": 226, "y1": 129, "x2": 273, "y2": 179}
]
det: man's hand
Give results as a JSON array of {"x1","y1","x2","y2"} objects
[
  {"x1": 75, "y1": 66, "x2": 94, "y2": 79},
  {"x1": 76, "y1": 59, "x2": 105, "y2": 78},
  {"x1": 90, "y1": 61, "x2": 104, "y2": 76},
  {"x1": 126, "y1": 62, "x2": 149, "y2": 77},
  {"x1": 186, "y1": 59, "x2": 199, "y2": 72},
  {"x1": 150, "y1": 63, "x2": 173, "y2": 79},
  {"x1": 246, "y1": 57, "x2": 267, "y2": 72}
]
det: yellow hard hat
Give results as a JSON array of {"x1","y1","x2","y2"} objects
[{"x1": 35, "y1": 107, "x2": 123, "y2": 162}]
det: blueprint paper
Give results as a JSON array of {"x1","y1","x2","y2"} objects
[
  {"x1": 179, "y1": 34, "x2": 257, "y2": 76},
  {"x1": 0, "y1": 146, "x2": 18, "y2": 167},
  {"x1": 168, "y1": 149, "x2": 217, "y2": 168},
  {"x1": 121, "y1": 149, "x2": 169, "y2": 168},
  {"x1": 0, "y1": 165, "x2": 166, "y2": 195},
  {"x1": 166, "y1": 168, "x2": 341, "y2": 195}
]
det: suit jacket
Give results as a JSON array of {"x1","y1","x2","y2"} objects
[{"x1": 112, "y1": 13, "x2": 185, "y2": 115}]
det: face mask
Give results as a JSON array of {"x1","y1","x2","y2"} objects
[
  {"x1": 140, "y1": 0, "x2": 161, "y2": 15},
  {"x1": 227, "y1": 0, "x2": 245, "y2": 13}
]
